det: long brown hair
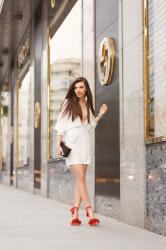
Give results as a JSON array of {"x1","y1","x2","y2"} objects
[{"x1": 60, "y1": 77, "x2": 96, "y2": 123}]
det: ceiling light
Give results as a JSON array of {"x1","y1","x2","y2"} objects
[
  {"x1": 51, "y1": 0, "x2": 56, "y2": 8},
  {"x1": 0, "y1": 0, "x2": 5, "y2": 14}
]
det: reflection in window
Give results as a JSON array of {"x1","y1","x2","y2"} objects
[
  {"x1": 147, "y1": 0, "x2": 166, "y2": 137},
  {"x1": 49, "y1": 0, "x2": 82, "y2": 159},
  {"x1": 18, "y1": 70, "x2": 31, "y2": 167},
  {"x1": 0, "y1": 91, "x2": 9, "y2": 171}
]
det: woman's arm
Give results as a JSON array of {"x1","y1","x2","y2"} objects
[
  {"x1": 56, "y1": 134, "x2": 64, "y2": 156},
  {"x1": 95, "y1": 112, "x2": 104, "y2": 124},
  {"x1": 56, "y1": 134, "x2": 63, "y2": 147},
  {"x1": 95, "y1": 104, "x2": 108, "y2": 124}
]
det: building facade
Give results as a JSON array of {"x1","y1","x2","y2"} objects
[{"x1": 0, "y1": 0, "x2": 166, "y2": 236}]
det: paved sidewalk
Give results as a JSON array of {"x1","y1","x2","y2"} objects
[{"x1": 0, "y1": 184, "x2": 166, "y2": 250}]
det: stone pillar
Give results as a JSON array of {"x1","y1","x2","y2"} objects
[
  {"x1": 82, "y1": 0, "x2": 95, "y2": 206},
  {"x1": 119, "y1": 0, "x2": 146, "y2": 228},
  {"x1": 0, "y1": 99, "x2": 2, "y2": 172},
  {"x1": 40, "y1": 0, "x2": 49, "y2": 197}
]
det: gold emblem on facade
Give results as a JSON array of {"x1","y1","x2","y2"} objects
[
  {"x1": 98, "y1": 37, "x2": 115, "y2": 85},
  {"x1": 17, "y1": 38, "x2": 30, "y2": 68},
  {"x1": 34, "y1": 102, "x2": 41, "y2": 128}
]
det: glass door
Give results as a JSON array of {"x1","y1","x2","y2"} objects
[
  {"x1": 0, "y1": 86, "x2": 10, "y2": 176},
  {"x1": 48, "y1": 0, "x2": 82, "y2": 160},
  {"x1": 16, "y1": 69, "x2": 31, "y2": 169}
]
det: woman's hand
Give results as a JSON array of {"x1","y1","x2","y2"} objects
[
  {"x1": 95, "y1": 104, "x2": 108, "y2": 124},
  {"x1": 99, "y1": 104, "x2": 108, "y2": 115},
  {"x1": 56, "y1": 145, "x2": 64, "y2": 157}
]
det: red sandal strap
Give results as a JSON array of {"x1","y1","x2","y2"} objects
[
  {"x1": 70, "y1": 207, "x2": 81, "y2": 226},
  {"x1": 70, "y1": 206, "x2": 79, "y2": 214},
  {"x1": 86, "y1": 205, "x2": 92, "y2": 217},
  {"x1": 86, "y1": 205, "x2": 92, "y2": 210}
]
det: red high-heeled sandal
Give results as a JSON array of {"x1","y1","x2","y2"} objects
[
  {"x1": 70, "y1": 207, "x2": 81, "y2": 226},
  {"x1": 86, "y1": 205, "x2": 100, "y2": 226}
]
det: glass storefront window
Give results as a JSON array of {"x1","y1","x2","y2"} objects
[
  {"x1": 146, "y1": 0, "x2": 166, "y2": 138},
  {"x1": 0, "y1": 90, "x2": 9, "y2": 171},
  {"x1": 17, "y1": 70, "x2": 31, "y2": 167},
  {"x1": 48, "y1": 0, "x2": 82, "y2": 159}
]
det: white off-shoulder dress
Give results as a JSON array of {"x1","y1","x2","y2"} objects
[{"x1": 55, "y1": 107, "x2": 97, "y2": 167}]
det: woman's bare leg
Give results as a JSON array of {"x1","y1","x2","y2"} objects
[
  {"x1": 74, "y1": 181, "x2": 81, "y2": 207},
  {"x1": 71, "y1": 164, "x2": 96, "y2": 219},
  {"x1": 72, "y1": 164, "x2": 90, "y2": 205},
  {"x1": 71, "y1": 165, "x2": 87, "y2": 219},
  {"x1": 73, "y1": 164, "x2": 87, "y2": 207}
]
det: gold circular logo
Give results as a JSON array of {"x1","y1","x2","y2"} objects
[{"x1": 98, "y1": 37, "x2": 115, "y2": 85}]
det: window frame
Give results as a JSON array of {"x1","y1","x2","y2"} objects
[{"x1": 144, "y1": 0, "x2": 166, "y2": 144}]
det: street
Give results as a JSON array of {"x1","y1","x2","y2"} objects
[{"x1": 0, "y1": 184, "x2": 166, "y2": 250}]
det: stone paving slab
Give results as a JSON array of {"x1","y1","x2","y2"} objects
[{"x1": 0, "y1": 184, "x2": 166, "y2": 250}]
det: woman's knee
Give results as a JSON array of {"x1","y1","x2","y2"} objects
[
  {"x1": 77, "y1": 174, "x2": 86, "y2": 183},
  {"x1": 72, "y1": 165, "x2": 86, "y2": 182}
]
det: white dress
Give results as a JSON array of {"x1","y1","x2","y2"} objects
[{"x1": 54, "y1": 106, "x2": 97, "y2": 167}]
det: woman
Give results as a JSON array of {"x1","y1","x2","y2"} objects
[{"x1": 55, "y1": 77, "x2": 108, "y2": 226}]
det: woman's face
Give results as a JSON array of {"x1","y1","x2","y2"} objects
[{"x1": 74, "y1": 81, "x2": 86, "y2": 99}]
